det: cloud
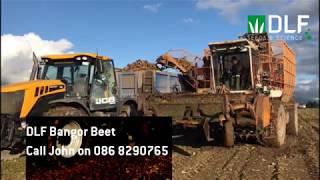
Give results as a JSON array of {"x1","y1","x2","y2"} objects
[
  {"x1": 283, "y1": 1, "x2": 319, "y2": 89},
  {"x1": 196, "y1": 0, "x2": 247, "y2": 22},
  {"x1": 295, "y1": 77, "x2": 319, "y2": 103},
  {"x1": 183, "y1": 17, "x2": 199, "y2": 23},
  {"x1": 195, "y1": 0, "x2": 276, "y2": 23},
  {"x1": 281, "y1": 0, "x2": 318, "y2": 18},
  {"x1": 296, "y1": 79, "x2": 313, "y2": 91},
  {"x1": 298, "y1": 79, "x2": 312, "y2": 85},
  {"x1": 1, "y1": 33, "x2": 73, "y2": 84},
  {"x1": 195, "y1": 0, "x2": 317, "y2": 23},
  {"x1": 285, "y1": 20, "x2": 319, "y2": 78},
  {"x1": 143, "y1": 3, "x2": 161, "y2": 13}
]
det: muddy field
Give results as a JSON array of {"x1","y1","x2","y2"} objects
[
  {"x1": 1, "y1": 109, "x2": 319, "y2": 180},
  {"x1": 173, "y1": 108, "x2": 319, "y2": 180}
]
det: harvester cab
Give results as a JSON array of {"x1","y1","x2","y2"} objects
[
  {"x1": 208, "y1": 39, "x2": 258, "y2": 93},
  {"x1": 207, "y1": 34, "x2": 295, "y2": 102}
]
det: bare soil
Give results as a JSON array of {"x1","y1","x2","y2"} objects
[
  {"x1": 1, "y1": 109, "x2": 319, "y2": 180},
  {"x1": 173, "y1": 108, "x2": 319, "y2": 180}
]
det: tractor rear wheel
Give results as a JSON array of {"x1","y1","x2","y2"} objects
[
  {"x1": 43, "y1": 106, "x2": 88, "y2": 159},
  {"x1": 224, "y1": 120, "x2": 234, "y2": 147}
]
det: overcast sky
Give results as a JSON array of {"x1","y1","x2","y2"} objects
[{"x1": 1, "y1": 0, "x2": 319, "y2": 103}]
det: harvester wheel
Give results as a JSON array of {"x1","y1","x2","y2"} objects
[
  {"x1": 43, "y1": 106, "x2": 88, "y2": 159},
  {"x1": 224, "y1": 120, "x2": 234, "y2": 147},
  {"x1": 266, "y1": 103, "x2": 287, "y2": 147},
  {"x1": 286, "y1": 103, "x2": 298, "y2": 136}
]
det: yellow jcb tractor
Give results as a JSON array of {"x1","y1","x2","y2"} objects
[{"x1": 1, "y1": 53, "x2": 137, "y2": 154}]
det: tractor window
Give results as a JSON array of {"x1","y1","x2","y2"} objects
[
  {"x1": 73, "y1": 63, "x2": 90, "y2": 97},
  {"x1": 62, "y1": 66, "x2": 73, "y2": 84},
  {"x1": 45, "y1": 65, "x2": 58, "y2": 80},
  {"x1": 75, "y1": 65, "x2": 89, "y2": 79},
  {"x1": 42, "y1": 61, "x2": 90, "y2": 97},
  {"x1": 102, "y1": 60, "x2": 116, "y2": 97},
  {"x1": 90, "y1": 60, "x2": 117, "y2": 107}
]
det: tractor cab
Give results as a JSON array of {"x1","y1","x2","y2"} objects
[
  {"x1": 33, "y1": 53, "x2": 118, "y2": 111},
  {"x1": 208, "y1": 39, "x2": 258, "y2": 93}
]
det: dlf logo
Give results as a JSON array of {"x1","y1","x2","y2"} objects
[
  {"x1": 248, "y1": 15, "x2": 309, "y2": 33},
  {"x1": 248, "y1": 15, "x2": 266, "y2": 33}
]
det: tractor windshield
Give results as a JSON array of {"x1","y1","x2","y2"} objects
[{"x1": 42, "y1": 60, "x2": 90, "y2": 96}]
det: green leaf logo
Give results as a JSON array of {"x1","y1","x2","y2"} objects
[{"x1": 248, "y1": 15, "x2": 266, "y2": 33}]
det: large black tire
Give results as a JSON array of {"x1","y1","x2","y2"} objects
[
  {"x1": 224, "y1": 120, "x2": 234, "y2": 147},
  {"x1": 286, "y1": 103, "x2": 298, "y2": 136}
]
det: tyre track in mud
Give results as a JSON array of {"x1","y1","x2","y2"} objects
[
  {"x1": 173, "y1": 109, "x2": 319, "y2": 180},
  {"x1": 237, "y1": 146, "x2": 276, "y2": 180},
  {"x1": 173, "y1": 145, "x2": 278, "y2": 180},
  {"x1": 298, "y1": 113, "x2": 319, "y2": 141},
  {"x1": 173, "y1": 146, "x2": 232, "y2": 179},
  {"x1": 210, "y1": 145, "x2": 278, "y2": 180},
  {"x1": 215, "y1": 145, "x2": 255, "y2": 180},
  {"x1": 194, "y1": 147, "x2": 240, "y2": 179},
  {"x1": 295, "y1": 110, "x2": 319, "y2": 178},
  {"x1": 297, "y1": 111, "x2": 319, "y2": 176}
]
